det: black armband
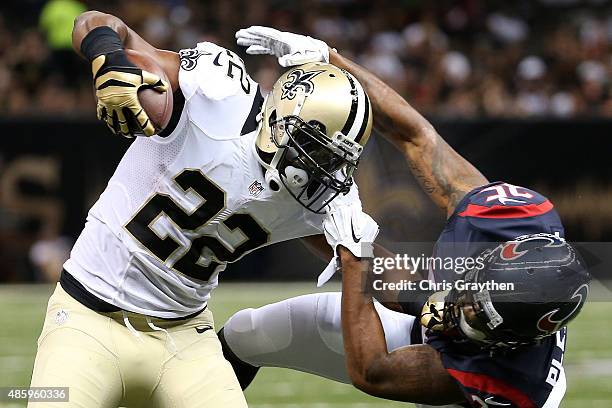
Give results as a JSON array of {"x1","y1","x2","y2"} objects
[
  {"x1": 398, "y1": 285, "x2": 434, "y2": 316},
  {"x1": 80, "y1": 26, "x2": 124, "y2": 62}
]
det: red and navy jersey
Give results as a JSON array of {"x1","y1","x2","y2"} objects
[
  {"x1": 427, "y1": 182, "x2": 567, "y2": 407},
  {"x1": 428, "y1": 329, "x2": 567, "y2": 408}
]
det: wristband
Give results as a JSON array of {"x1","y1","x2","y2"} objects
[{"x1": 80, "y1": 26, "x2": 124, "y2": 62}]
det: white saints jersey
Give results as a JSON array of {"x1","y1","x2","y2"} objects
[{"x1": 65, "y1": 42, "x2": 359, "y2": 318}]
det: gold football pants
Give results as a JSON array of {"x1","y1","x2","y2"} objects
[{"x1": 29, "y1": 284, "x2": 247, "y2": 408}]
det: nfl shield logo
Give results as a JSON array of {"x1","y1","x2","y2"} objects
[{"x1": 249, "y1": 181, "x2": 264, "y2": 197}]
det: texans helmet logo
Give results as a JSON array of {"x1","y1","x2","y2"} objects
[
  {"x1": 499, "y1": 233, "x2": 565, "y2": 261},
  {"x1": 537, "y1": 283, "x2": 589, "y2": 334},
  {"x1": 281, "y1": 69, "x2": 325, "y2": 100},
  {"x1": 500, "y1": 242, "x2": 527, "y2": 261}
]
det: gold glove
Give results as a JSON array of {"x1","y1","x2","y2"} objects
[{"x1": 92, "y1": 53, "x2": 168, "y2": 137}]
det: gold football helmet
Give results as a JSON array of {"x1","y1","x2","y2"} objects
[{"x1": 254, "y1": 62, "x2": 373, "y2": 213}]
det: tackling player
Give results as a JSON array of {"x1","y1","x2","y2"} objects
[
  {"x1": 218, "y1": 27, "x2": 591, "y2": 407},
  {"x1": 27, "y1": 13, "x2": 372, "y2": 408}
]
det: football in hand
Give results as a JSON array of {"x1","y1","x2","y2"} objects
[{"x1": 124, "y1": 49, "x2": 173, "y2": 135}]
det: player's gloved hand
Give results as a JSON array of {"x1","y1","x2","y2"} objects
[
  {"x1": 92, "y1": 53, "x2": 168, "y2": 137},
  {"x1": 81, "y1": 27, "x2": 168, "y2": 137},
  {"x1": 235, "y1": 26, "x2": 330, "y2": 67},
  {"x1": 323, "y1": 199, "x2": 379, "y2": 259},
  {"x1": 318, "y1": 200, "x2": 378, "y2": 287}
]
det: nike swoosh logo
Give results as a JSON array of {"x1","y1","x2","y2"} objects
[
  {"x1": 195, "y1": 326, "x2": 213, "y2": 334},
  {"x1": 484, "y1": 396, "x2": 511, "y2": 406},
  {"x1": 351, "y1": 220, "x2": 360, "y2": 243}
]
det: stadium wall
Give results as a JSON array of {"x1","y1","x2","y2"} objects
[{"x1": 1, "y1": 118, "x2": 611, "y2": 281}]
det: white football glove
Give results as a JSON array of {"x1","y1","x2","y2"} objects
[
  {"x1": 323, "y1": 200, "x2": 379, "y2": 259},
  {"x1": 235, "y1": 25, "x2": 330, "y2": 67},
  {"x1": 317, "y1": 200, "x2": 379, "y2": 287}
]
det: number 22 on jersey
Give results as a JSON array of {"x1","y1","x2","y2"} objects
[{"x1": 125, "y1": 169, "x2": 269, "y2": 281}]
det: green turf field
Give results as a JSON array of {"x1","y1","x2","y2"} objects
[{"x1": 0, "y1": 283, "x2": 610, "y2": 408}]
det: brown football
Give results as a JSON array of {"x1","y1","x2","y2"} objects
[{"x1": 124, "y1": 49, "x2": 173, "y2": 134}]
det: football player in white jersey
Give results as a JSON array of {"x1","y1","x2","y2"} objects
[{"x1": 27, "y1": 11, "x2": 372, "y2": 408}]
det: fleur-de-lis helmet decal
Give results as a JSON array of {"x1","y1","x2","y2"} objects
[{"x1": 280, "y1": 69, "x2": 325, "y2": 100}]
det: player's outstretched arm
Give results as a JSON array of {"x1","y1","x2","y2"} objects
[
  {"x1": 72, "y1": 11, "x2": 179, "y2": 137},
  {"x1": 321, "y1": 200, "x2": 462, "y2": 403},
  {"x1": 338, "y1": 247, "x2": 464, "y2": 404},
  {"x1": 235, "y1": 26, "x2": 488, "y2": 216},
  {"x1": 328, "y1": 51, "x2": 487, "y2": 217}
]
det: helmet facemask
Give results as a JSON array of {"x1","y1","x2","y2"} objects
[
  {"x1": 424, "y1": 289, "x2": 533, "y2": 352},
  {"x1": 269, "y1": 114, "x2": 363, "y2": 213},
  {"x1": 452, "y1": 290, "x2": 537, "y2": 351},
  {"x1": 426, "y1": 257, "x2": 542, "y2": 352}
]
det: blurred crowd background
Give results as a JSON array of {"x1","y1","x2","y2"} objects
[
  {"x1": 1, "y1": 0, "x2": 611, "y2": 118},
  {"x1": 1, "y1": 0, "x2": 612, "y2": 283}
]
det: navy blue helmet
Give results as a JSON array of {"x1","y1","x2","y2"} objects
[{"x1": 438, "y1": 233, "x2": 591, "y2": 350}]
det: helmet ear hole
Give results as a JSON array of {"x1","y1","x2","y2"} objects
[
  {"x1": 269, "y1": 180, "x2": 280, "y2": 191},
  {"x1": 265, "y1": 169, "x2": 282, "y2": 191}
]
